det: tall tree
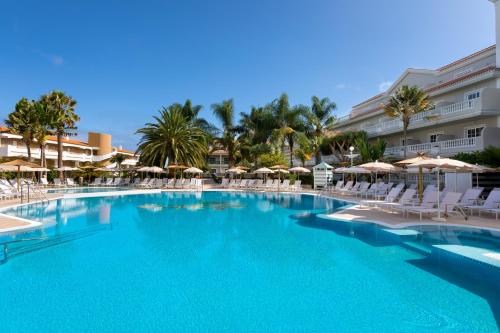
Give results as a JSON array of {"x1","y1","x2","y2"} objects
[
  {"x1": 136, "y1": 106, "x2": 208, "y2": 167},
  {"x1": 179, "y1": 99, "x2": 218, "y2": 136},
  {"x1": 307, "y1": 96, "x2": 337, "y2": 164},
  {"x1": 211, "y1": 99, "x2": 237, "y2": 167},
  {"x1": 383, "y1": 85, "x2": 432, "y2": 159},
  {"x1": 41, "y1": 91, "x2": 79, "y2": 172},
  {"x1": 5, "y1": 98, "x2": 37, "y2": 162},
  {"x1": 269, "y1": 93, "x2": 307, "y2": 166},
  {"x1": 32, "y1": 101, "x2": 53, "y2": 168}
]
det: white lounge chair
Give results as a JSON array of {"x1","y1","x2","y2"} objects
[
  {"x1": 360, "y1": 186, "x2": 404, "y2": 207},
  {"x1": 291, "y1": 180, "x2": 302, "y2": 191},
  {"x1": 406, "y1": 192, "x2": 463, "y2": 221},
  {"x1": 66, "y1": 178, "x2": 76, "y2": 187},
  {"x1": 219, "y1": 178, "x2": 229, "y2": 188},
  {"x1": 464, "y1": 188, "x2": 500, "y2": 216},
  {"x1": 379, "y1": 189, "x2": 417, "y2": 212},
  {"x1": 90, "y1": 177, "x2": 102, "y2": 186}
]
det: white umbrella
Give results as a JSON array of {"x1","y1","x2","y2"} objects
[
  {"x1": 184, "y1": 167, "x2": 203, "y2": 174},
  {"x1": 360, "y1": 161, "x2": 401, "y2": 183},
  {"x1": 137, "y1": 166, "x2": 151, "y2": 172},
  {"x1": 122, "y1": 159, "x2": 137, "y2": 166},
  {"x1": 408, "y1": 157, "x2": 474, "y2": 221},
  {"x1": 56, "y1": 166, "x2": 80, "y2": 171},
  {"x1": 148, "y1": 166, "x2": 165, "y2": 173},
  {"x1": 289, "y1": 166, "x2": 310, "y2": 173},
  {"x1": 227, "y1": 168, "x2": 245, "y2": 174},
  {"x1": 254, "y1": 167, "x2": 274, "y2": 174}
]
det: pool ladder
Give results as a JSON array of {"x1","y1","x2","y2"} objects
[{"x1": 0, "y1": 224, "x2": 113, "y2": 264}]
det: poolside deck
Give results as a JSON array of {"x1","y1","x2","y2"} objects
[
  {"x1": 319, "y1": 194, "x2": 500, "y2": 231},
  {"x1": 0, "y1": 193, "x2": 63, "y2": 233}
]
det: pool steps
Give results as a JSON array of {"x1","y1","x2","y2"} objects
[{"x1": 0, "y1": 223, "x2": 113, "y2": 264}]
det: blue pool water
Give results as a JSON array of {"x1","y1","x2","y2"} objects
[
  {"x1": 46, "y1": 186, "x2": 131, "y2": 194},
  {"x1": 0, "y1": 191, "x2": 500, "y2": 332}
]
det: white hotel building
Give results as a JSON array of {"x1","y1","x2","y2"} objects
[
  {"x1": 330, "y1": 1, "x2": 500, "y2": 161},
  {"x1": 0, "y1": 129, "x2": 138, "y2": 167}
]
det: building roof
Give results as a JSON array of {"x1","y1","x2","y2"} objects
[
  {"x1": 210, "y1": 149, "x2": 229, "y2": 155},
  {"x1": 352, "y1": 45, "x2": 497, "y2": 110},
  {"x1": 437, "y1": 45, "x2": 495, "y2": 72},
  {"x1": 116, "y1": 148, "x2": 135, "y2": 155}
]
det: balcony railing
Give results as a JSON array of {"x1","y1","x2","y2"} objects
[
  {"x1": 1, "y1": 145, "x2": 93, "y2": 162},
  {"x1": 384, "y1": 136, "x2": 481, "y2": 158},
  {"x1": 363, "y1": 99, "x2": 479, "y2": 137}
]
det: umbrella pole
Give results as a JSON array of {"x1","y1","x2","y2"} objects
[
  {"x1": 17, "y1": 165, "x2": 20, "y2": 191},
  {"x1": 418, "y1": 167, "x2": 423, "y2": 204},
  {"x1": 433, "y1": 167, "x2": 446, "y2": 222}
]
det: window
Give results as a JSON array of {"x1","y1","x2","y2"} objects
[
  {"x1": 465, "y1": 126, "x2": 484, "y2": 138},
  {"x1": 208, "y1": 157, "x2": 217, "y2": 164},
  {"x1": 223, "y1": 157, "x2": 229, "y2": 164},
  {"x1": 465, "y1": 90, "x2": 480, "y2": 101},
  {"x1": 210, "y1": 169, "x2": 217, "y2": 174},
  {"x1": 429, "y1": 131, "x2": 443, "y2": 143}
]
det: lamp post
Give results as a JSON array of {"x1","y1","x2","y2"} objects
[{"x1": 349, "y1": 146, "x2": 355, "y2": 167}]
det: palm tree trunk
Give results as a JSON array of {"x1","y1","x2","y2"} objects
[
  {"x1": 289, "y1": 141, "x2": 294, "y2": 167},
  {"x1": 403, "y1": 126, "x2": 408, "y2": 159},
  {"x1": 315, "y1": 151, "x2": 321, "y2": 165},
  {"x1": 25, "y1": 141, "x2": 32, "y2": 162},
  {"x1": 57, "y1": 133, "x2": 63, "y2": 178},
  {"x1": 40, "y1": 144, "x2": 46, "y2": 168}
]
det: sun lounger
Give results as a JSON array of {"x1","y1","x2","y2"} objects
[
  {"x1": 90, "y1": 177, "x2": 102, "y2": 186},
  {"x1": 399, "y1": 190, "x2": 439, "y2": 217},
  {"x1": 53, "y1": 178, "x2": 63, "y2": 187},
  {"x1": 406, "y1": 192, "x2": 463, "y2": 221},
  {"x1": 464, "y1": 188, "x2": 500, "y2": 216},
  {"x1": 332, "y1": 181, "x2": 344, "y2": 192},
  {"x1": 104, "y1": 178, "x2": 114, "y2": 186},
  {"x1": 220, "y1": 178, "x2": 229, "y2": 188},
  {"x1": 252, "y1": 179, "x2": 263, "y2": 189},
  {"x1": 291, "y1": 180, "x2": 302, "y2": 191},
  {"x1": 360, "y1": 186, "x2": 404, "y2": 207},
  {"x1": 40, "y1": 177, "x2": 49, "y2": 187},
  {"x1": 379, "y1": 189, "x2": 417, "y2": 212},
  {"x1": 456, "y1": 188, "x2": 483, "y2": 209},
  {"x1": 66, "y1": 178, "x2": 77, "y2": 187}
]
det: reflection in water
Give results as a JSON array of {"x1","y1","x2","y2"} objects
[{"x1": 138, "y1": 201, "x2": 246, "y2": 212}]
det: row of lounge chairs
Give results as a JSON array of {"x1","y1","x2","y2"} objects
[
  {"x1": 218, "y1": 178, "x2": 302, "y2": 191},
  {"x1": 354, "y1": 182, "x2": 500, "y2": 221}
]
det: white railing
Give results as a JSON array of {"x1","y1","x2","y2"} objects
[
  {"x1": 363, "y1": 99, "x2": 479, "y2": 137},
  {"x1": 385, "y1": 136, "x2": 481, "y2": 157},
  {"x1": 1, "y1": 145, "x2": 93, "y2": 162}
]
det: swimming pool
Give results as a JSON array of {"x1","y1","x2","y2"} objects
[
  {"x1": 46, "y1": 186, "x2": 131, "y2": 194},
  {"x1": 0, "y1": 191, "x2": 499, "y2": 332}
]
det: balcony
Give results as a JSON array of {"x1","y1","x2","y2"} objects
[
  {"x1": 0, "y1": 145, "x2": 93, "y2": 162},
  {"x1": 364, "y1": 98, "x2": 481, "y2": 137},
  {"x1": 384, "y1": 136, "x2": 483, "y2": 158}
]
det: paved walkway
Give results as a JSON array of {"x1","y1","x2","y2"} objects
[{"x1": 320, "y1": 192, "x2": 500, "y2": 231}]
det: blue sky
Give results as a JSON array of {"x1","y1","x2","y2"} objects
[{"x1": 0, "y1": 0, "x2": 495, "y2": 150}]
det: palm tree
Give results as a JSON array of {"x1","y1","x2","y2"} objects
[
  {"x1": 136, "y1": 106, "x2": 208, "y2": 167},
  {"x1": 110, "y1": 153, "x2": 127, "y2": 169},
  {"x1": 32, "y1": 101, "x2": 53, "y2": 168},
  {"x1": 179, "y1": 99, "x2": 218, "y2": 136},
  {"x1": 211, "y1": 99, "x2": 237, "y2": 167},
  {"x1": 5, "y1": 98, "x2": 37, "y2": 162},
  {"x1": 41, "y1": 91, "x2": 79, "y2": 171},
  {"x1": 269, "y1": 93, "x2": 307, "y2": 166},
  {"x1": 307, "y1": 96, "x2": 336, "y2": 164},
  {"x1": 383, "y1": 85, "x2": 433, "y2": 159}
]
